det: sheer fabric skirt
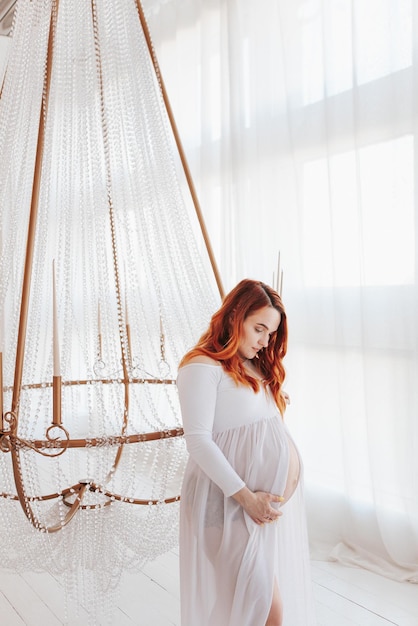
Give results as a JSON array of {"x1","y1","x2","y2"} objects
[{"x1": 179, "y1": 415, "x2": 317, "y2": 626}]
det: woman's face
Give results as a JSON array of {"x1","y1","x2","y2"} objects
[{"x1": 237, "y1": 305, "x2": 281, "y2": 361}]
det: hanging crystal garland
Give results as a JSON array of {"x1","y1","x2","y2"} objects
[{"x1": 0, "y1": 0, "x2": 221, "y2": 622}]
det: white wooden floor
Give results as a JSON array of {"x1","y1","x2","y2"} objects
[{"x1": 0, "y1": 548, "x2": 416, "y2": 625}]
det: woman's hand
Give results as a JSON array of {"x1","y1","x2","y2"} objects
[{"x1": 232, "y1": 486, "x2": 284, "y2": 525}]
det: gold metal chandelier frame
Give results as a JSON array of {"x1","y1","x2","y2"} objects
[{"x1": 0, "y1": 0, "x2": 224, "y2": 533}]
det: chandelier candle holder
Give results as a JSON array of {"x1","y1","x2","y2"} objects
[
  {"x1": 52, "y1": 259, "x2": 63, "y2": 427},
  {"x1": 0, "y1": 0, "x2": 221, "y2": 621},
  {"x1": 273, "y1": 250, "x2": 284, "y2": 297}
]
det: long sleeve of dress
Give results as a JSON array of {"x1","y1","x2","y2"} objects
[{"x1": 177, "y1": 364, "x2": 245, "y2": 497}]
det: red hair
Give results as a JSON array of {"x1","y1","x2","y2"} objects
[{"x1": 180, "y1": 279, "x2": 288, "y2": 414}]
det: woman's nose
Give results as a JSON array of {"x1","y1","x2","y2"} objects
[{"x1": 259, "y1": 334, "x2": 269, "y2": 347}]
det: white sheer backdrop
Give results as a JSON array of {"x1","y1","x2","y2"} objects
[{"x1": 141, "y1": 0, "x2": 418, "y2": 582}]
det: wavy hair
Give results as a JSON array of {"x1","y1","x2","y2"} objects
[{"x1": 180, "y1": 279, "x2": 288, "y2": 414}]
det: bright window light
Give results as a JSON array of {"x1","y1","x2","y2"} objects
[
  {"x1": 302, "y1": 135, "x2": 414, "y2": 287},
  {"x1": 301, "y1": 0, "x2": 412, "y2": 105}
]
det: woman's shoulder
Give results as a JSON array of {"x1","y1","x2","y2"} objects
[
  {"x1": 177, "y1": 355, "x2": 223, "y2": 390},
  {"x1": 179, "y1": 354, "x2": 221, "y2": 368}
]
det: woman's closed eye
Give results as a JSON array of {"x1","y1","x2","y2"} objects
[{"x1": 256, "y1": 327, "x2": 276, "y2": 340}]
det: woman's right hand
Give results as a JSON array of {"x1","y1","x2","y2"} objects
[{"x1": 232, "y1": 486, "x2": 284, "y2": 525}]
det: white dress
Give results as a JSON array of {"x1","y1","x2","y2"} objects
[{"x1": 177, "y1": 363, "x2": 317, "y2": 626}]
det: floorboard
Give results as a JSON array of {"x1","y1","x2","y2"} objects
[{"x1": 0, "y1": 551, "x2": 416, "y2": 625}]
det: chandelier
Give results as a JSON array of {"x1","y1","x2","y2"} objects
[{"x1": 0, "y1": 0, "x2": 221, "y2": 620}]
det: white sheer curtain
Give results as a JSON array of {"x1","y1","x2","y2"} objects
[{"x1": 143, "y1": 0, "x2": 418, "y2": 582}]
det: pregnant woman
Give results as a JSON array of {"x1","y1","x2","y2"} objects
[{"x1": 177, "y1": 279, "x2": 316, "y2": 626}]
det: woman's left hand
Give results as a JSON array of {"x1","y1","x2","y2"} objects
[{"x1": 232, "y1": 487, "x2": 284, "y2": 525}]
